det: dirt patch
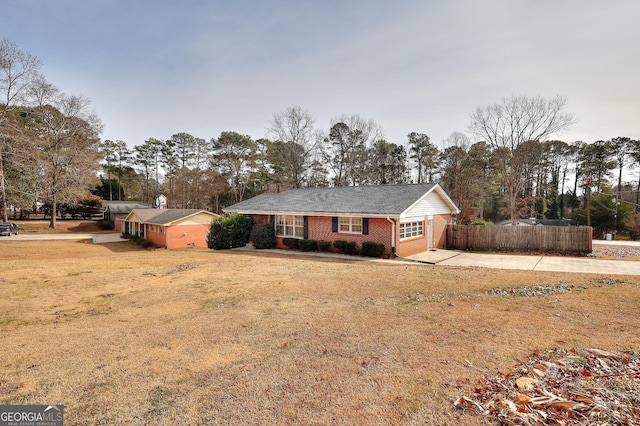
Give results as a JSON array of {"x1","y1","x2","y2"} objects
[{"x1": 0, "y1": 243, "x2": 639, "y2": 425}]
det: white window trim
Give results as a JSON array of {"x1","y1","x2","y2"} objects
[
  {"x1": 338, "y1": 216, "x2": 363, "y2": 234},
  {"x1": 399, "y1": 220, "x2": 424, "y2": 240},
  {"x1": 275, "y1": 214, "x2": 304, "y2": 238}
]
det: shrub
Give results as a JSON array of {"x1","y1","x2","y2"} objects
[
  {"x1": 298, "y1": 239, "x2": 318, "y2": 251},
  {"x1": 333, "y1": 240, "x2": 359, "y2": 255},
  {"x1": 99, "y1": 220, "x2": 114, "y2": 230},
  {"x1": 250, "y1": 223, "x2": 276, "y2": 249},
  {"x1": 361, "y1": 241, "x2": 385, "y2": 258},
  {"x1": 317, "y1": 240, "x2": 331, "y2": 251},
  {"x1": 333, "y1": 240, "x2": 348, "y2": 253},
  {"x1": 469, "y1": 220, "x2": 493, "y2": 226},
  {"x1": 207, "y1": 213, "x2": 252, "y2": 250},
  {"x1": 282, "y1": 237, "x2": 299, "y2": 249}
]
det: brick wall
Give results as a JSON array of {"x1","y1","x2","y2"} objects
[
  {"x1": 145, "y1": 224, "x2": 210, "y2": 248},
  {"x1": 251, "y1": 213, "x2": 453, "y2": 257},
  {"x1": 395, "y1": 214, "x2": 453, "y2": 257},
  {"x1": 308, "y1": 216, "x2": 393, "y2": 255},
  {"x1": 396, "y1": 233, "x2": 427, "y2": 257}
]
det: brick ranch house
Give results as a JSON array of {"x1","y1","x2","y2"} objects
[
  {"x1": 104, "y1": 201, "x2": 152, "y2": 232},
  {"x1": 122, "y1": 208, "x2": 219, "y2": 249},
  {"x1": 224, "y1": 183, "x2": 460, "y2": 257}
]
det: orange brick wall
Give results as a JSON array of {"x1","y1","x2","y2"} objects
[
  {"x1": 396, "y1": 233, "x2": 427, "y2": 257},
  {"x1": 433, "y1": 214, "x2": 450, "y2": 248},
  {"x1": 145, "y1": 224, "x2": 210, "y2": 249},
  {"x1": 395, "y1": 214, "x2": 453, "y2": 257}
]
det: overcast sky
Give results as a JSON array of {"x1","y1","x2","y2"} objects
[{"x1": 3, "y1": 1, "x2": 639, "y2": 149}]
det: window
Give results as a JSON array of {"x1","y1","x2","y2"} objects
[
  {"x1": 275, "y1": 215, "x2": 304, "y2": 238},
  {"x1": 400, "y1": 221, "x2": 424, "y2": 239},
  {"x1": 150, "y1": 225, "x2": 156, "y2": 232},
  {"x1": 338, "y1": 217, "x2": 362, "y2": 234}
]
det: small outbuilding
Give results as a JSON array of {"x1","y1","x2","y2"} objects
[
  {"x1": 224, "y1": 183, "x2": 460, "y2": 257},
  {"x1": 122, "y1": 208, "x2": 219, "y2": 249}
]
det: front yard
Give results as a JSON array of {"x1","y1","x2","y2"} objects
[{"x1": 0, "y1": 239, "x2": 638, "y2": 424}]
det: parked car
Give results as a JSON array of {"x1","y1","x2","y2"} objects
[{"x1": 0, "y1": 222, "x2": 19, "y2": 236}]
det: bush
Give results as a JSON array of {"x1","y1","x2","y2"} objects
[
  {"x1": 282, "y1": 237, "x2": 299, "y2": 249},
  {"x1": 298, "y1": 239, "x2": 318, "y2": 251},
  {"x1": 250, "y1": 222, "x2": 276, "y2": 249},
  {"x1": 317, "y1": 240, "x2": 331, "y2": 251},
  {"x1": 99, "y1": 219, "x2": 114, "y2": 230},
  {"x1": 207, "y1": 213, "x2": 252, "y2": 250},
  {"x1": 469, "y1": 220, "x2": 493, "y2": 226},
  {"x1": 361, "y1": 241, "x2": 385, "y2": 258},
  {"x1": 333, "y1": 240, "x2": 359, "y2": 255}
]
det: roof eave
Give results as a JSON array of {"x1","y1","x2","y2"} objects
[{"x1": 224, "y1": 209, "x2": 400, "y2": 218}]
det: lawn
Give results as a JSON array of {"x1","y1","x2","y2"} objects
[{"x1": 0, "y1": 232, "x2": 639, "y2": 425}]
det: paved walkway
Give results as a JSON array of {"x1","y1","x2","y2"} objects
[
  {"x1": 6, "y1": 232, "x2": 640, "y2": 276},
  {"x1": 406, "y1": 242, "x2": 640, "y2": 276}
]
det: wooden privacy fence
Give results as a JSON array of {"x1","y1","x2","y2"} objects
[{"x1": 446, "y1": 225, "x2": 592, "y2": 253}]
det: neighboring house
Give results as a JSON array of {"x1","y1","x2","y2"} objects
[
  {"x1": 224, "y1": 183, "x2": 460, "y2": 257},
  {"x1": 498, "y1": 218, "x2": 578, "y2": 226},
  {"x1": 104, "y1": 201, "x2": 152, "y2": 232},
  {"x1": 122, "y1": 209, "x2": 219, "y2": 249},
  {"x1": 155, "y1": 194, "x2": 168, "y2": 209}
]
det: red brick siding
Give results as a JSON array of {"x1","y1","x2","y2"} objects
[
  {"x1": 310, "y1": 216, "x2": 393, "y2": 255},
  {"x1": 113, "y1": 214, "x2": 127, "y2": 232},
  {"x1": 251, "y1": 213, "x2": 452, "y2": 257},
  {"x1": 251, "y1": 215, "x2": 271, "y2": 225}
]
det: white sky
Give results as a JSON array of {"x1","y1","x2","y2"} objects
[{"x1": 3, "y1": 1, "x2": 639, "y2": 149}]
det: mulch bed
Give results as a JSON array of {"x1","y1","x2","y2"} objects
[{"x1": 455, "y1": 347, "x2": 640, "y2": 425}]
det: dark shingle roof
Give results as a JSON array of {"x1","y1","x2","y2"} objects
[
  {"x1": 134, "y1": 209, "x2": 216, "y2": 225},
  {"x1": 224, "y1": 183, "x2": 439, "y2": 216},
  {"x1": 105, "y1": 201, "x2": 152, "y2": 214}
]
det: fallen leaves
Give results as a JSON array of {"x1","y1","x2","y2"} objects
[{"x1": 454, "y1": 347, "x2": 640, "y2": 425}]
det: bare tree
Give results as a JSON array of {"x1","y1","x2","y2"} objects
[
  {"x1": 266, "y1": 106, "x2": 316, "y2": 188},
  {"x1": 0, "y1": 39, "x2": 43, "y2": 221},
  {"x1": 469, "y1": 95, "x2": 574, "y2": 223},
  {"x1": 26, "y1": 81, "x2": 103, "y2": 228}
]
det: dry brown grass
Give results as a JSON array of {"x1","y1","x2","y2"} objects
[{"x1": 1, "y1": 231, "x2": 639, "y2": 425}]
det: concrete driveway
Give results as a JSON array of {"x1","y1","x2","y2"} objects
[
  {"x1": 406, "y1": 240, "x2": 640, "y2": 276},
  {"x1": 1, "y1": 232, "x2": 126, "y2": 244}
]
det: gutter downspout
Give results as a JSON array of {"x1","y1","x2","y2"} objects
[{"x1": 386, "y1": 217, "x2": 396, "y2": 257}]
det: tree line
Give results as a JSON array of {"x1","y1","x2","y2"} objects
[{"x1": 2, "y1": 39, "x2": 639, "y2": 235}]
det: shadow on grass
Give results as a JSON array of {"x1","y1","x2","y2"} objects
[{"x1": 73, "y1": 238, "x2": 145, "y2": 254}]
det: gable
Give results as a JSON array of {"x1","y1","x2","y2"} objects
[
  {"x1": 165, "y1": 211, "x2": 218, "y2": 226},
  {"x1": 401, "y1": 185, "x2": 460, "y2": 219}
]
